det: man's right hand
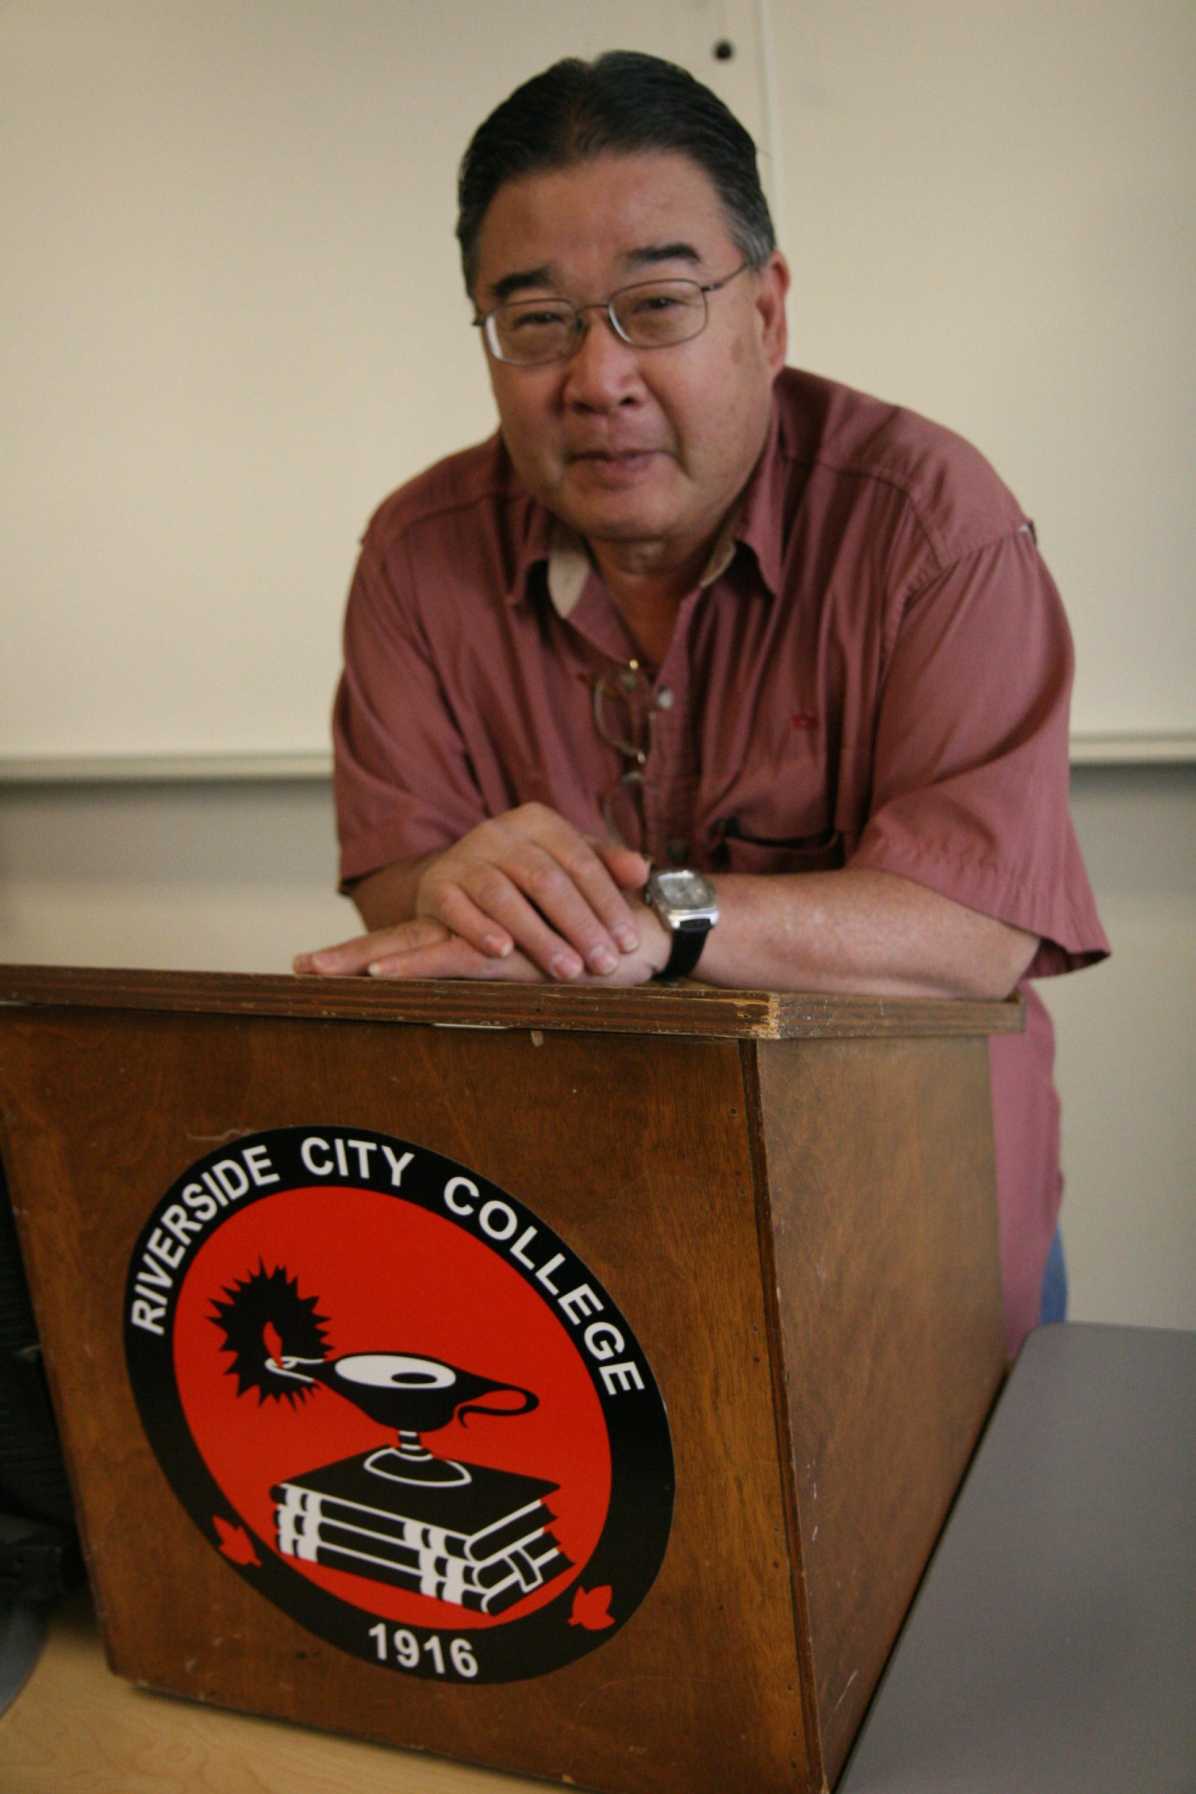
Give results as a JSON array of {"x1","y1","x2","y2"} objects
[{"x1": 298, "y1": 804, "x2": 650, "y2": 982}]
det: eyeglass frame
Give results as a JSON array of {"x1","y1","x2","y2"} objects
[
  {"x1": 591, "y1": 662, "x2": 655, "y2": 846},
  {"x1": 472, "y1": 262, "x2": 752, "y2": 367}
]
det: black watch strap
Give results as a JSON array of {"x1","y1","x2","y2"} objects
[{"x1": 655, "y1": 917, "x2": 713, "y2": 983}]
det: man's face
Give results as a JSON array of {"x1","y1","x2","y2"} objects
[{"x1": 472, "y1": 151, "x2": 789, "y2": 578}]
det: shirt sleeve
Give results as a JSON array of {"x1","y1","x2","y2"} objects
[
  {"x1": 849, "y1": 525, "x2": 1109, "y2": 976},
  {"x1": 332, "y1": 526, "x2": 489, "y2": 889}
]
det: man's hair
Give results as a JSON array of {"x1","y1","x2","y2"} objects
[{"x1": 456, "y1": 50, "x2": 776, "y2": 295}]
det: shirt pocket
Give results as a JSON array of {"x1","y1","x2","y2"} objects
[
  {"x1": 705, "y1": 747, "x2": 845, "y2": 874},
  {"x1": 718, "y1": 817, "x2": 845, "y2": 876}
]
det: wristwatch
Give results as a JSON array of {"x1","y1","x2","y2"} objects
[{"x1": 644, "y1": 868, "x2": 720, "y2": 982}]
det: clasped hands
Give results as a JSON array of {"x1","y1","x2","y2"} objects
[{"x1": 293, "y1": 804, "x2": 669, "y2": 985}]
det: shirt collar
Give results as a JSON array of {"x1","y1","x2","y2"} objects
[
  {"x1": 732, "y1": 387, "x2": 787, "y2": 597},
  {"x1": 545, "y1": 522, "x2": 590, "y2": 618}
]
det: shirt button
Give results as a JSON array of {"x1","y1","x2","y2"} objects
[
  {"x1": 655, "y1": 686, "x2": 674, "y2": 710},
  {"x1": 667, "y1": 837, "x2": 688, "y2": 863}
]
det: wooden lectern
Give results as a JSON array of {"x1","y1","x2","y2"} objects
[{"x1": 0, "y1": 965, "x2": 1016, "y2": 1793}]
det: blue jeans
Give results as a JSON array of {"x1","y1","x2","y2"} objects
[{"x1": 1039, "y1": 1228, "x2": 1068, "y2": 1325}]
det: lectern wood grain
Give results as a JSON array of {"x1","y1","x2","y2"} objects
[
  {"x1": 0, "y1": 961, "x2": 1024, "y2": 1040},
  {"x1": 0, "y1": 969, "x2": 1010, "y2": 1793},
  {"x1": 749, "y1": 1036, "x2": 1003, "y2": 1773}
]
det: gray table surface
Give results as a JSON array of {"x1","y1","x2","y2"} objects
[{"x1": 840, "y1": 1322, "x2": 1196, "y2": 1793}]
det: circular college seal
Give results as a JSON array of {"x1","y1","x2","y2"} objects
[{"x1": 124, "y1": 1126, "x2": 673, "y2": 1683}]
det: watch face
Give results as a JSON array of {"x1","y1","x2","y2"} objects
[{"x1": 655, "y1": 870, "x2": 715, "y2": 908}]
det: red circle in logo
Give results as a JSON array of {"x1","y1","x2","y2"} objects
[{"x1": 173, "y1": 1185, "x2": 611, "y2": 1630}]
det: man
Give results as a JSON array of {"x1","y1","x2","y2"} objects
[{"x1": 296, "y1": 51, "x2": 1108, "y2": 1353}]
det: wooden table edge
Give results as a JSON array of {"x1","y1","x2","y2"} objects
[{"x1": 0, "y1": 964, "x2": 1023, "y2": 1040}]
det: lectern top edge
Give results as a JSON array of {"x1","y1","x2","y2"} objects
[{"x1": 0, "y1": 963, "x2": 1022, "y2": 1041}]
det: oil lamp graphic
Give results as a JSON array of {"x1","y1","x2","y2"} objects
[
  {"x1": 208, "y1": 1261, "x2": 573, "y2": 1614},
  {"x1": 265, "y1": 1348, "x2": 538, "y2": 1486},
  {"x1": 210, "y1": 1262, "x2": 539, "y2": 1487}
]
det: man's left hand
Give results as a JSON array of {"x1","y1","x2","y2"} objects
[{"x1": 294, "y1": 907, "x2": 669, "y2": 984}]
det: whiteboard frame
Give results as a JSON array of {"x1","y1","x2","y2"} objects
[{"x1": 3, "y1": 731, "x2": 1193, "y2": 786}]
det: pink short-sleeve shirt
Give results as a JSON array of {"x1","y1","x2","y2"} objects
[{"x1": 334, "y1": 367, "x2": 1109, "y2": 1354}]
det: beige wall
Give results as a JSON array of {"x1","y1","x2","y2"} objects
[
  {"x1": 1043, "y1": 766, "x2": 1196, "y2": 1329},
  {"x1": 1, "y1": 766, "x2": 1192, "y2": 1332}
]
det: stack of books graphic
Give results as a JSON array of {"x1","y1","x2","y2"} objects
[{"x1": 271, "y1": 1450, "x2": 573, "y2": 1614}]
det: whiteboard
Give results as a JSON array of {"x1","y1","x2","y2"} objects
[{"x1": 2, "y1": 0, "x2": 1192, "y2": 772}]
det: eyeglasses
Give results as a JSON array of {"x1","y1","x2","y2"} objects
[
  {"x1": 592, "y1": 661, "x2": 655, "y2": 846},
  {"x1": 474, "y1": 263, "x2": 750, "y2": 367}
]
